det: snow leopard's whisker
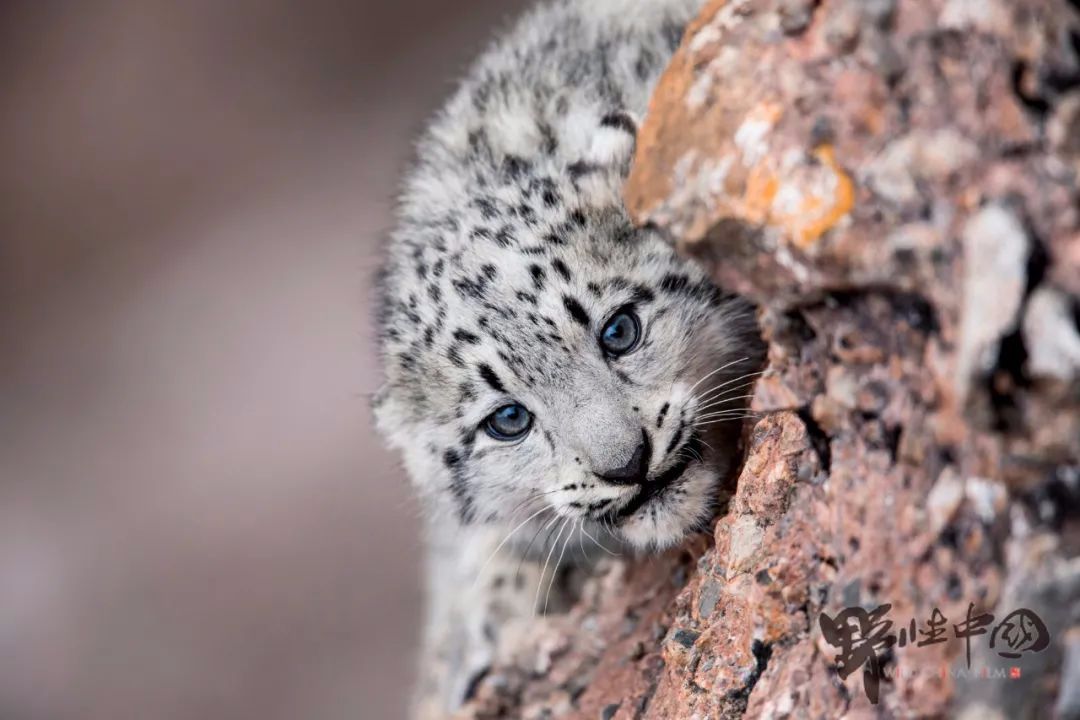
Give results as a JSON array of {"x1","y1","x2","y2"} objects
[
  {"x1": 695, "y1": 373, "x2": 758, "y2": 397},
  {"x1": 694, "y1": 372, "x2": 765, "y2": 405},
  {"x1": 517, "y1": 512, "x2": 562, "y2": 581},
  {"x1": 683, "y1": 442, "x2": 705, "y2": 464},
  {"x1": 695, "y1": 408, "x2": 762, "y2": 420},
  {"x1": 525, "y1": 514, "x2": 563, "y2": 604},
  {"x1": 472, "y1": 504, "x2": 552, "y2": 589},
  {"x1": 580, "y1": 522, "x2": 619, "y2": 556},
  {"x1": 600, "y1": 519, "x2": 625, "y2": 547},
  {"x1": 505, "y1": 487, "x2": 565, "y2": 520},
  {"x1": 695, "y1": 393, "x2": 757, "y2": 413},
  {"x1": 696, "y1": 384, "x2": 759, "y2": 411},
  {"x1": 534, "y1": 516, "x2": 570, "y2": 616},
  {"x1": 543, "y1": 518, "x2": 575, "y2": 614},
  {"x1": 685, "y1": 356, "x2": 752, "y2": 396},
  {"x1": 695, "y1": 411, "x2": 760, "y2": 423},
  {"x1": 693, "y1": 371, "x2": 762, "y2": 403},
  {"x1": 693, "y1": 413, "x2": 761, "y2": 427}
]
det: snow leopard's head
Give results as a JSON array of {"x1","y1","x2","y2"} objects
[
  {"x1": 375, "y1": 203, "x2": 763, "y2": 552},
  {"x1": 375, "y1": 92, "x2": 764, "y2": 551}
]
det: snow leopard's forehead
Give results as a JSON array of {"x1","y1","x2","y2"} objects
[{"x1": 377, "y1": 193, "x2": 726, "y2": 417}]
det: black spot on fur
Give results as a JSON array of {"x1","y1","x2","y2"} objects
[
  {"x1": 469, "y1": 227, "x2": 492, "y2": 242},
  {"x1": 562, "y1": 296, "x2": 590, "y2": 327},
  {"x1": 659, "y1": 272, "x2": 728, "y2": 307},
  {"x1": 453, "y1": 278, "x2": 486, "y2": 301},
  {"x1": 529, "y1": 264, "x2": 546, "y2": 289},
  {"x1": 502, "y1": 155, "x2": 530, "y2": 178},
  {"x1": 569, "y1": 209, "x2": 587, "y2": 227},
  {"x1": 632, "y1": 285, "x2": 655, "y2": 304},
  {"x1": 447, "y1": 345, "x2": 466, "y2": 367},
  {"x1": 453, "y1": 329, "x2": 480, "y2": 345},
  {"x1": 516, "y1": 203, "x2": 537, "y2": 224},
  {"x1": 660, "y1": 273, "x2": 690, "y2": 294},
  {"x1": 665, "y1": 422, "x2": 685, "y2": 456},
  {"x1": 494, "y1": 226, "x2": 514, "y2": 247},
  {"x1": 551, "y1": 258, "x2": 572, "y2": 282},
  {"x1": 443, "y1": 448, "x2": 475, "y2": 524},
  {"x1": 538, "y1": 122, "x2": 558, "y2": 154},
  {"x1": 600, "y1": 111, "x2": 637, "y2": 135},
  {"x1": 473, "y1": 197, "x2": 498, "y2": 220},
  {"x1": 567, "y1": 160, "x2": 600, "y2": 179},
  {"x1": 661, "y1": 19, "x2": 683, "y2": 51},
  {"x1": 635, "y1": 48, "x2": 656, "y2": 81},
  {"x1": 545, "y1": 232, "x2": 566, "y2": 245},
  {"x1": 478, "y1": 363, "x2": 506, "y2": 393}
]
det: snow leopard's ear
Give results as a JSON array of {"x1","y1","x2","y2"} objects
[
  {"x1": 589, "y1": 111, "x2": 639, "y2": 170},
  {"x1": 570, "y1": 110, "x2": 640, "y2": 207}
]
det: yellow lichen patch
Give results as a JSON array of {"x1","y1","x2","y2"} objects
[
  {"x1": 794, "y1": 145, "x2": 855, "y2": 247},
  {"x1": 741, "y1": 163, "x2": 779, "y2": 225},
  {"x1": 723, "y1": 144, "x2": 856, "y2": 249},
  {"x1": 742, "y1": 144, "x2": 855, "y2": 249}
]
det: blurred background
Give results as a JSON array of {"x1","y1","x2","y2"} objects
[{"x1": 0, "y1": 2, "x2": 528, "y2": 718}]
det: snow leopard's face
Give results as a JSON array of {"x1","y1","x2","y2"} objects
[{"x1": 376, "y1": 189, "x2": 763, "y2": 551}]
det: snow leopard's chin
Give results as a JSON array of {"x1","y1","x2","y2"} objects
[{"x1": 610, "y1": 457, "x2": 719, "y2": 550}]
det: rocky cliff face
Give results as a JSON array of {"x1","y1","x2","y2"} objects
[{"x1": 457, "y1": 1, "x2": 1080, "y2": 717}]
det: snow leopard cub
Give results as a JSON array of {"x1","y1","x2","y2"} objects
[{"x1": 374, "y1": 0, "x2": 763, "y2": 714}]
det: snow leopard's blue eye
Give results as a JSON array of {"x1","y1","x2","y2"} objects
[
  {"x1": 484, "y1": 403, "x2": 533, "y2": 441},
  {"x1": 599, "y1": 309, "x2": 641, "y2": 356}
]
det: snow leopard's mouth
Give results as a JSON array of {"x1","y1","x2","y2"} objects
[{"x1": 604, "y1": 433, "x2": 703, "y2": 524}]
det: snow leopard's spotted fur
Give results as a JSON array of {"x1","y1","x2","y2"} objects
[{"x1": 374, "y1": 1, "x2": 764, "y2": 714}]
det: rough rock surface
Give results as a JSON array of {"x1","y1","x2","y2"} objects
[{"x1": 459, "y1": 1, "x2": 1080, "y2": 717}]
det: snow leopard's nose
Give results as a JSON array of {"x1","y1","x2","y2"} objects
[{"x1": 595, "y1": 429, "x2": 651, "y2": 485}]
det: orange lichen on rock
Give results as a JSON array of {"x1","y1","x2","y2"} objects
[
  {"x1": 780, "y1": 144, "x2": 855, "y2": 248},
  {"x1": 736, "y1": 143, "x2": 855, "y2": 249}
]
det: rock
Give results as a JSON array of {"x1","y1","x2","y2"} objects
[
  {"x1": 697, "y1": 579, "x2": 722, "y2": 619},
  {"x1": 727, "y1": 516, "x2": 765, "y2": 575},
  {"x1": 777, "y1": 0, "x2": 816, "y2": 35},
  {"x1": 1023, "y1": 286, "x2": 1080, "y2": 382},
  {"x1": 956, "y1": 204, "x2": 1031, "y2": 400},
  {"x1": 457, "y1": 1, "x2": 1080, "y2": 716},
  {"x1": 1056, "y1": 628, "x2": 1080, "y2": 720},
  {"x1": 927, "y1": 467, "x2": 965, "y2": 536}
]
